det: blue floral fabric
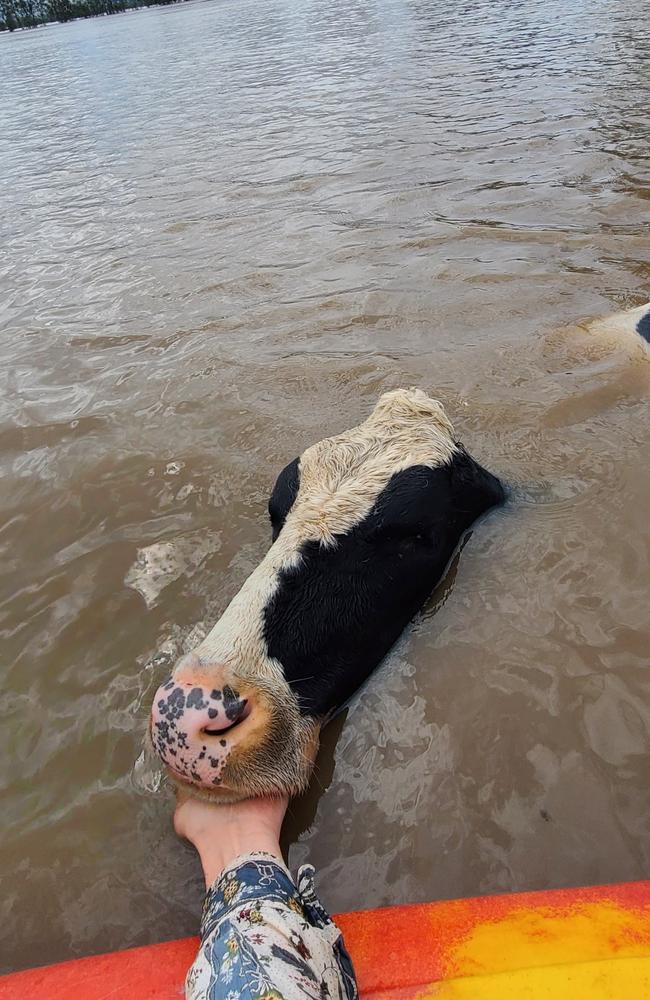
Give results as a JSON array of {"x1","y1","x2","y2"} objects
[{"x1": 185, "y1": 852, "x2": 359, "y2": 1000}]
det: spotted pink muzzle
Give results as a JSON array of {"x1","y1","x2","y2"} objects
[{"x1": 150, "y1": 676, "x2": 252, "y2": 788}]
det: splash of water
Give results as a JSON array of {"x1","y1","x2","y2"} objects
[{"x1": 131, "y1": 747, "x2": 165, "y2": 795}]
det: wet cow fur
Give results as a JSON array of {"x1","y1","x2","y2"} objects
[{"x1": 150, "y1": 388, "x2": 505, "y2": 800}]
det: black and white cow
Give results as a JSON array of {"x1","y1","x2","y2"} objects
[{"x1": 149, "y1": 387, "x2": 505, "y2": 800}]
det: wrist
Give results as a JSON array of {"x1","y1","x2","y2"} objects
[{"x1": 195, "y1": 825, "x2": 283, "y2": 889}]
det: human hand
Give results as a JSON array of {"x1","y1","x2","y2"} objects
[{"x1": 174, "y1": 789, "x2": 289, "y2": 888}]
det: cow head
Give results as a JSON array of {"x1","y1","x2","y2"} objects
[{"x1": 148, "y1": 389, "x2": 504, "y2": 801}]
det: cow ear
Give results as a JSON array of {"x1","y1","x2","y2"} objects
[
  {"x1": 268, "y1": 457, "x2": 301, "y2": 541},
  {"x1": 448, "y1": 445, "x2": 506, "y2": 518}
]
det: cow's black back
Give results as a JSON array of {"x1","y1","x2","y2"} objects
[{"x1": 263, "y1": 448, "x2": 505, "y2": 718}]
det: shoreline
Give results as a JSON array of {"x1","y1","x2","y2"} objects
[{"x1": 0, "y1": 0, "x2": 187, "y2": 32}]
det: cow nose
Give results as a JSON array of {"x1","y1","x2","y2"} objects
[
  {"x1": 149, "y1": 677, "x2": 253, "y2": 787},
  {"x1": 153, "y1": 680, "x2": 251, "y2": 738},
  {"x1": 201, "y1": 689, "x2": 250, "y2": 734}
]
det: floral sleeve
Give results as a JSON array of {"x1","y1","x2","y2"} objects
[{"x1": 185, "y1": 852, "x2": 359, "y2": 1000}]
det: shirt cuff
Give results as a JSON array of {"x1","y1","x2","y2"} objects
[{"x1": 201, "y1": 852, "x2": 299, "y2": 938}]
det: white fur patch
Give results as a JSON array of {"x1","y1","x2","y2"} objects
[{"x1": 585, "y1": 301, "x2": 650, "y2": 347}]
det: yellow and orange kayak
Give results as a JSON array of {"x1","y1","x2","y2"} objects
[{"x1": 2, "y1": 880, "x2": 649, "y2": 998}]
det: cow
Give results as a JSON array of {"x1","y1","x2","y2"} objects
[
  {"x1": 544, "y1": 300, "x2": 650, "y2": 360},
  {"x1": 148, "y1": 387, "x2": 505, "y2": 802}
]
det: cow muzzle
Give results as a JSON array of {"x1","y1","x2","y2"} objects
[
  {"x1": 148, "y1": 658, "x2": 318, "y2": 799},
  {"x1": 150, "y1": 664, "x2": 260, "y2": 791}
]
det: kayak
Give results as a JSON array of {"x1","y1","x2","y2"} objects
[{"x1": 2, "y1": 880, "x2": 649, "y2": 998}]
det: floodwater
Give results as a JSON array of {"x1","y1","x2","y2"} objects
[{"x1": 1, "y1": 0, "x2": 649, "y2": 974}]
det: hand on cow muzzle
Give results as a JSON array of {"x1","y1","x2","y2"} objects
[{"x1": 173, "y1": 788, "x2": 289, "y2": 889}]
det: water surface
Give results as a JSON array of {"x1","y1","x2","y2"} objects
[{"x1": 1, "y1": 0, "x2": 649, "y2": 972}]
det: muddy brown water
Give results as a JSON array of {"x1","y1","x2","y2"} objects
[{"x1": 1, "y1": 0, "x2": 649, "y2": 974}]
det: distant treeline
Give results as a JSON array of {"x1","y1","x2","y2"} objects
[{"x1": 0, "y1": 0, "x2": 182, "y2": 29}]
